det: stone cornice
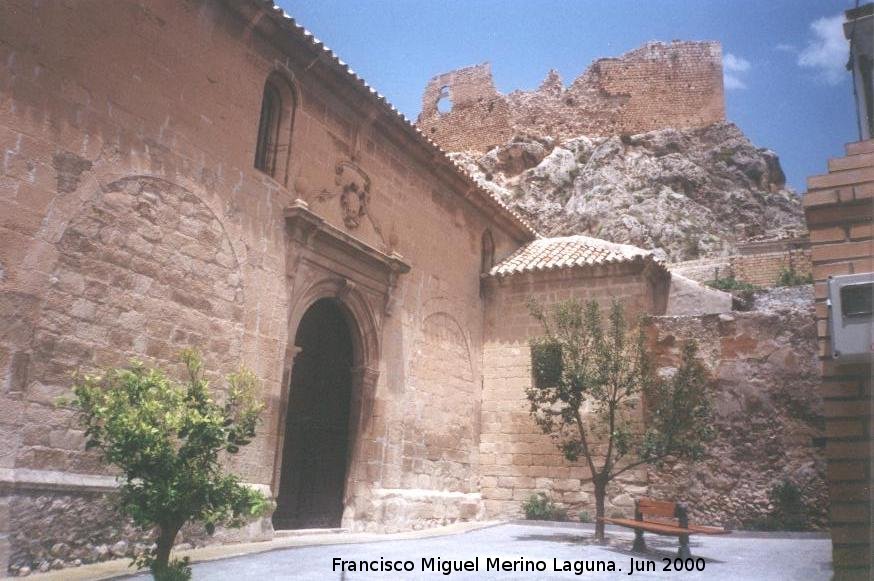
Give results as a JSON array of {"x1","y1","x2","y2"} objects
[
  {"x1": 0, "y1": 468, "x2": 119, "y2": 493},
  {"x1": 0, "y1": 468, "x2": 271, "y2": 496},
  {"x1": 285, "y1": 199, "x2": 410, "y2": 279}
]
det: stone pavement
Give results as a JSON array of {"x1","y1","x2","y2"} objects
[{"x1": 111, "y1": 522, "x2": 829, "y2": 581}]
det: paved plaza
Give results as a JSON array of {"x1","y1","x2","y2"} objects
[{"x1": 122, "y1": 522, "x2": 831, "y2": 581}]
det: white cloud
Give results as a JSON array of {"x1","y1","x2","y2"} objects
[
  {"x1": 723, "y1": 53, "x2": 751, "y2": 90},
  {"x1": 797, "y1": 13, "x2": 849, "y2": 85},
  {"x1": 723, "y1": 53, "x2": 751, "y2": 73},
  {"x1": 775, "y1": 43, "x2": 797, "y2": 53},
  {"x1": 723, "y1": 73, "x2": 747, "y2": 90}
]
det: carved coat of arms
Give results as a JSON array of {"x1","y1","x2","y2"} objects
[{"x1": 335, "y1": 161, "x2": 370, "y2": 229}]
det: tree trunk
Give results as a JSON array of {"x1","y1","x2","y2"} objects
[
  {"x1": 594, "y1": 479, "x2": 607, "y2": 542},
  {"x1": 152, "y1": 523, "x2": 181, "y2": 578}
]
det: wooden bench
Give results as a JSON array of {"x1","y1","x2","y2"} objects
[{"x1": 599, "y1": 498, "x2": 728, "y2": 558}]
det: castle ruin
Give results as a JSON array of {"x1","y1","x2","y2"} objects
[{"x1": 417, "y1": 42, "x2": 726, "y2": 153}]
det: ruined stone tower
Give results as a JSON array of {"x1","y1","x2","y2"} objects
[{"x1": 417, "y1": 41, "x2": 726, "y2": 152}]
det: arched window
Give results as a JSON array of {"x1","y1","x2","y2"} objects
[
  {"x1": 481, "y1": 230, "x2": 495, "y2": 275},
  {"x1": 255, "y1": 82, "x2": 282, "y2": 175},
  {"x1": 254, "y1": 73, "x2": 296, "y2": 184}
]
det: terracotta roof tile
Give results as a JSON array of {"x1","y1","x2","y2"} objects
[{"x1": 490, "y1": 235, "x2": 655, "y2": 277}]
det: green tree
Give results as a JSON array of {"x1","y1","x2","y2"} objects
[
  {"x1": 527, "y1": 299, "x2": 714, "y2": 541},
  {"x1": 66, "y1": 350, "x2": 270, "y2": 580}
]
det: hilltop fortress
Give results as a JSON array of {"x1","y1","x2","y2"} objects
[{"x1": 417, "y1": 42, "x2": 726, "y2": 153}]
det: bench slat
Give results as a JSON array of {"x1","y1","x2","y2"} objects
[
  {"x1": 600, "y1": 517, "x2": 687, "y2": 536},
  {"x1": 687, "y1": 524, "x2": 729, "y2": 535},
  {"x1": 637, "y1": 498, "x2": 676, "y2": 518},
  {"x1": 599, "y1": 517, "x2": 727, "y2": 536}
]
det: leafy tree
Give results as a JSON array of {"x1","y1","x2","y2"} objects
[
  {"x1": 66, "y1": 350, "x2": 270, "y2": 579},
  {"x1": 526, "y1": 298, "x2": 714, "y2": 541}
]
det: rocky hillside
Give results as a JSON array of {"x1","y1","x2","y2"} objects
[{"x1": 452, "y1": 122, "x2": 805, "y2": 261}]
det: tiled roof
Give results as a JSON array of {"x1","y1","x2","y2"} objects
[
  {"x1": 489, "y1": 235, "x2": 655, "y2": 277},
  {"x1": 256, "y1": 1, "x2": 538, "y2": 239}
]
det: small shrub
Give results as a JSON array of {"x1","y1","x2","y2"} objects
[
  {"x1": 578, "y1": 510, "x2": 592, "y2": 523},
  {"x1": 715, "y1": 148, "x2": 735, "y2": 164},
  {"x1": 157, "y1": 558, "x2": 192, "y2": 581},
  {"x1": 769, "y1": 480, "x2": 808, "y2": 530},
  {"x1": 704, "y1": 275, "x2": 760, "y2": 293},
  {"x1": 609, "y1": 510, "x2": 626, "y2": 519},
  {"x1": 684, "y1": 235, "x2": 701, "y2": 260},
  {"x1": 744, "y1": 480, "x2": 809, "y2": 531},
  {"x1": 522, "y1": 492, "x2": 566, "y2": 521},
  {"x1": 567, "y1": 167, "x2": 581, "y2": 182},
  {"x1": 775, "y1": 267, "x2": 813, "y2": 287}
]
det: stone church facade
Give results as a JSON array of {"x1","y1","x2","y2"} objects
[{"x1": 0, "y1": 0, "x2": 725, "y2": 571}]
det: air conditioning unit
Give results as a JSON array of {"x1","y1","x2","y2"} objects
[{"x1": 827, "y1": 273, "x2": 874, "y2": 362}]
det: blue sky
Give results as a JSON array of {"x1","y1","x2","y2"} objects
[{"x1": 278, "y1": 0, "x2": 858, "y2": 192}]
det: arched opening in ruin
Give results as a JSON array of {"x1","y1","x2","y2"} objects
[
  {"x1": 273, "y1": 298, "x2": 354, "y2": 530},
  {"x1": 437, "y1": 84, "x2": 452, "y2": 114}
]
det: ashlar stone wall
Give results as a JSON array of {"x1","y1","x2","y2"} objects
[
  {"x1": 479, "y1": 262, "x2": 670, "y2": 519},
  {"x1": 0, "y1": 0, "x2": 531, "y2": 572}
]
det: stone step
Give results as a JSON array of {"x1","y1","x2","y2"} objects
[
  {"x1": 845, "y1": 140, "x2": 874, "y2": 156},
  {"x1": 829, "y1": 151, "x2": 874, "y2": 172},
  {"x1": 274, "y1": 528, "x2": 350, "y2": 537},
  {"x1": 807, "y1": 165, "x2": 874, "y2": 190}
]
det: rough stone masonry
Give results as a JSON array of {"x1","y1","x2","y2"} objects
[{"x1": 417, "y1": 42, "x2": 725, "y2": 153}]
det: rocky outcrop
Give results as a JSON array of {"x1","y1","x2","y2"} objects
[
  {"x1": 453, "y1": 122, "x2": 805, "y2": 261},
  {"x1": 666, "y1": 273, "x2": 732, "y2": 315}
]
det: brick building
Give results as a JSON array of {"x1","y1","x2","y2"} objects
[
  {"x1": 804, "y1": 138, "x2": 873, "y2": 581},
  {"x1": 800, "y1": 5, "x2": 874, "y2": 579}
]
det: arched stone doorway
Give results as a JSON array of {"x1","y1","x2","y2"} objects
[{"x1": 273, "y1": 298, "x2": 354, "y2": 529}]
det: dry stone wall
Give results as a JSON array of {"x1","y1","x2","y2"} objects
[
  {"x1": 647, "y1": 286, "x2": 827, "y2": 529},
  {"x1": 7, "y1": 487, "x2": 271, "y2": 576},
  {"x1": 418, "y1": 42, "x2": 725, "y2": 153},
  {"x1": 481, "y1": 275, "x2": 826, "y2": 530}
]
